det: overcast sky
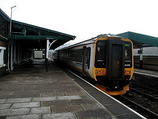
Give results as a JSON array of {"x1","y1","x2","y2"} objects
[{"x1": 1, "y1": 0, "x2": 158, "y2": 44}]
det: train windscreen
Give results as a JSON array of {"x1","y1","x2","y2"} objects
[
  {"x1": 125, "y1": 42, "x2": 132, "y2": 68},
  {"x1": 95, "y1": 40, "x2": 106, "y2": 68},
  {"x1": 95, "y1": 40, "x2": 132, "y2": 68}
]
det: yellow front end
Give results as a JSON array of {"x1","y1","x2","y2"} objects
[
  {"x1": 94, "y1": 67, "x2": 133, "y2": 95},
  {"x1": 91, "y1": 36, "x2": 133, "y2": 96}
]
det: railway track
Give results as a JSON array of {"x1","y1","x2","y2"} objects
[
  {"x1": 130, "y1": 84, "x2": 158, "y2": 102},
  {"x1": 114, "y1": 83, "x2": 158, "y2": 119},
  {"x1": 81, "y1": 79, "x2": 158, "y2": 118},
  {"x1": 115, "y1": 95, "x2": 158, "y2": 119},
  {"x1": 131, "y1": 83, "x2": 158, "y2": 95}
]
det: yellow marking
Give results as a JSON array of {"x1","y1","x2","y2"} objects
[
  {"x1": 96, "y1": 84, "x2": 130, "y2": 96},
  {"x1": 95, "y1": 68, "x2": 106, "y2": 76}
]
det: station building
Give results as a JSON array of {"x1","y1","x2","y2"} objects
[{"x1": 0, "y1": 9, "x2": 8, "y2": 77}]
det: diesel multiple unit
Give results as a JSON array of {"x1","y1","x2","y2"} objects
[{"x1": 53, "y1": 34, "x2": 134, "y2": 95}]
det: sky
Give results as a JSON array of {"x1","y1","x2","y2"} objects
[{"x1": 1, "y1": 0, "x2": 158, "y2": 44}]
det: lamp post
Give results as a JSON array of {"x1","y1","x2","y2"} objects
[
  {"x1": 9, "y1": 5, "x2": 16, "y2": 36},
  {"x1": 8, "y1": 5, "x2": 16, "y2": 72}
]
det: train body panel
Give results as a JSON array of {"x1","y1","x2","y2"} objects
[{"x1": 53, "y1": 34, "x2": 134, "y2": 95}]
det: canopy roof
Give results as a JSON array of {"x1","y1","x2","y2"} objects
[
  {"x1": 11, "y1": 20, "x2": 76, "y2": 49},
  {"x1": 0, "y1": 8, "x2": 76, "y2": 49},
  {"x1": 118, "y1": 31, "x2": 158, "y2": 48}
]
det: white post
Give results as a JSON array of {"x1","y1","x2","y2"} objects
[
  {"x1": 139, "y1": 46, "x2": 143, "y2": 68},
  {"x1": 46, "y1": 39, "x2": 49, "y2": 59},
  {"x1": 9, "y1": 5, "x2": 16, "y2": 36},
  {"x1": 45, "y1": 39, "x2": 49, "y2": 72}
]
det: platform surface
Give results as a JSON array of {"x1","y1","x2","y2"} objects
[
  {"x1": 0, "y1": 59, "x2": 144, "y2": 119},
  {"x1": 135, "y1": 68, "x2": 158, "y2": 78}
]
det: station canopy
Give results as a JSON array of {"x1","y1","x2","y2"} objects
[
  {"x1": 0, "y1": 8, "x2": 75, "y2": 50},
  {"x1": 11, "y1": 20, "x2": 76, "y2": 49},
  {"x1": 118, "y1": 31, "x2": 158, "y2": 48}
]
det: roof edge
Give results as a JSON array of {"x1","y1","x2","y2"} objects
[
  {"x1": 12, "y1": 20, "x2": 76, "y2": 39},
  {"x1": 118, "y1": 31, "x2": 158, "y2": 47},
  {"x1": 0, "y1": 8, "x2": 10, "y2": 22}
]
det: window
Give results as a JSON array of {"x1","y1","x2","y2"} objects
[
  {"x1": 0, "y1": 46, "x2": 6, "y2": 67},
  {"x1": 85, "y1": 48, "x2": 91, "y2": 69},
  {"x1": 124, "y1": 42, "x2": 132, "y2": 67},
  {"x1": 76, "y1": 49, "x2": 82, "y2": 62},
  {"x1": 95, "y1": 40, "x2": 106, "y2": 68}
]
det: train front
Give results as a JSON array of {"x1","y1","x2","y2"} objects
[{"x1": 94, "y1": 36, "x2": 134, "y2": 95}]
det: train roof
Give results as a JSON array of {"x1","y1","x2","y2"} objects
[{"x1": 56, "y1": 34, "x2": 125, "y2": 50}]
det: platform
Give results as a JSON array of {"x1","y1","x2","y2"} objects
[
  {"x1": 134, "y1": 68, "x2": 158, "y2": 78},
  {"x1": 0, "y1": 59, "x2": 145, "y2": 119}
]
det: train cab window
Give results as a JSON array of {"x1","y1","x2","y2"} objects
[
  {"x1": 95, "y1": 40, "x2": 106, "y2": 68},
  {"x1": 125, "y1": 42, "x2": 132, "y2": 67}
]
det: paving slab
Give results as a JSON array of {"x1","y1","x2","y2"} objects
[
  {"x1": 6, "y1": 114, "x2": 41, "y2": 119},
  {"x1": 30, "y1": 107, "x2": 51, "y2": 114},
  {"x1": 0, "y1": 104, "x2": 12, "y2": 109},
  {"x1": 57, "y1": 95, "x2": 82, "y2": 100},
  {"x1": 41, "y1": 100, "x2": 69, "y2": 107},
  {"x1": 6, "y1": 98, "x2": 32, "y2": 103},
  {"x1": 81, "y1": 103, "x2": 104, "y2": 110},
  {"x1": 51, "y1": 104, "x2": 83, "y2": 113},
  {"x1": 0, "y1": 99, "x2": 6, "y2": 103},
  {"x1": 76, "y1": 109, "x2": 114, "y2": 119},
  {"x1": 42, "y1": 112, "x2": 78, "y2": 119},
  {"x1": 0, "y1": 108, "x2": 30, "y2": 116},
  {"x1": 11, "y1": 102, "x2": 40, "y2": 109},
  {"x1": 32, "y1": 97, "x2": 57, "y2": 102}
]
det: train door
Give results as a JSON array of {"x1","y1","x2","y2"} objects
[
  {"x1": 82, "y1": 46, "x2": 90, "y2": 75},
  {"x1": 82, "y1": 46, "x2": 87, "y2": 74},
  {"x1": 107, "y1": 40, "x2": 125, "y2": 80}
]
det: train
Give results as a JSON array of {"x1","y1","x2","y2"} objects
[{"x1": 53, "y1": 34, "x2": 134, "y2": 95}]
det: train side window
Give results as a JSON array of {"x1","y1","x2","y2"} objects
[
  {"x1": 69, "y1": 50, "x2": 72, "y2": 60},
  {"x1": 76, "y1": 49, "x2": 82, "y2": 62},
  {"x1": 79, "y1": 49, "x2": 82, "y2": 62},
  {"x1": 73, "y1": 50, "x2": 77, "y2": 60}
]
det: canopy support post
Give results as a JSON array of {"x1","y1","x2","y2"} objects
[
  {"x1": 45, "y1": 39, "x2": 49, "y2": 72},
  {"x1": 45, "y1": 38, "x2": 57, "y2": 72}
]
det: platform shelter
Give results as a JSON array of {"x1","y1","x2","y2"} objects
[
  {"x1": 118, "y1": 31, "x2": 158, "y2": 69},
  {"x1": 0, "y1": 8, "x2": 76, "y2": 76}
]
